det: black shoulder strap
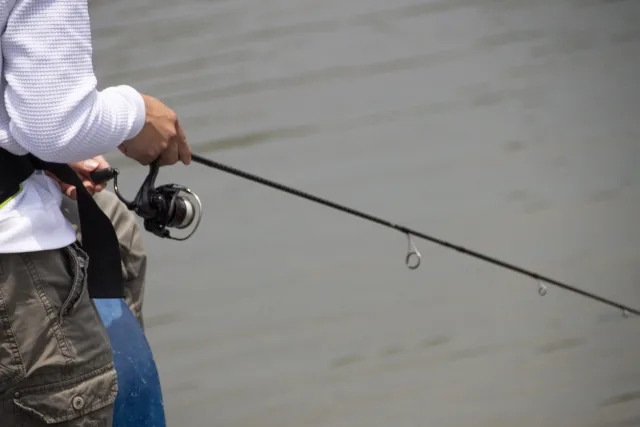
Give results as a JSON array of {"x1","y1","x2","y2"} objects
[
  {"x1": 29, "y1": 156, "x2": 125, "y2": 298},
  {"x1": 0, "y1": 149, "x2": 124, "y2": 299}
]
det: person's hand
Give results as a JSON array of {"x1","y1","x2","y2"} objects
[
  {"x1": 118, "y1": 94, "x2": 191, "y2": 166},
  {"x1": 49, "y1": 155, "x2": 110, "y2": 200}
]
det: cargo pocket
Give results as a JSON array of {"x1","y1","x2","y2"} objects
[
  {"x1": 22, "y1": 243, "x2": 88, "y2": 322},
  {"x1": 12, "y1": 364, "x2": 118, "y2": 424}
]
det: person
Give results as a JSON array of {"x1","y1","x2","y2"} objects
[{"x1": 0, "y1": 0, "x2": 191, "y2": 425}]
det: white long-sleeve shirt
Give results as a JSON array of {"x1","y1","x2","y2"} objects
[{"x1": 0, "y1": 0, "x2": 145, "y2": 253}]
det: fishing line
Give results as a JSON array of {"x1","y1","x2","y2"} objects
[{"x1": 191, "y1": 153, "x2": 639, "y2": 317}]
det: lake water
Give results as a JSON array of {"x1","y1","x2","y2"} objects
[{"x1": 89, "y1": 0, "x2": 640, "y2": 425}]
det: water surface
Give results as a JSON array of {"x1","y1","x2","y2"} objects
[{"x1": 89, "y1": 0, "x2": 640, "y2": 425}]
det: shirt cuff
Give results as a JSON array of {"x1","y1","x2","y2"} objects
[{"x1": 110, "y1": 85, "x2": 146, "y2": 141}]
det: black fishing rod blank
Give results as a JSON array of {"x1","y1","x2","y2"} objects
[{"x1": 191, "y1": 153, "x2": 638, "y2": 317}]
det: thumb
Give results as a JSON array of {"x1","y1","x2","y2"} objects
[
  {"x1": 81, "y1": 159, "x2": 100, "y2": 172},
  {"x1": 70, "y1": 158, "x2": 100, "y2": 179}
]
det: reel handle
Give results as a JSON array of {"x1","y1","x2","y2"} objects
[{"x1": 89, "y1": 167, "x2": 119, "y2": 184}]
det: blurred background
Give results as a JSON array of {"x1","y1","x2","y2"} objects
[{"x1": 89, "y1": 0, "x2": 640, "y2": 426}]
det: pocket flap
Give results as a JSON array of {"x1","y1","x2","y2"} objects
[{"x1": 13, "y1": 366, "x2": 118, "y2": 424}]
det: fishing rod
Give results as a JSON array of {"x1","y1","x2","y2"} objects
[
  {"x1": 191, "y1": 154, "x2": 640, "y2": 317},
  {"x1": 92, "y1": 154, "x2": 640, "y2": 317}
]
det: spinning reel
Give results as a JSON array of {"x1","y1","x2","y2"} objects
[{"x1": 91, "y1": 161, "x2": 202, "y2": 240}]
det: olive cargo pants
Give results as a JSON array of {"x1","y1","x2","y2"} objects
[{"x1": 0, "y1": 191, "x2": 147, "y2": 426}]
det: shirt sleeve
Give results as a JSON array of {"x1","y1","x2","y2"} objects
[{"x1": 1, "y1": 0, "x2": 146, "y2": 163}]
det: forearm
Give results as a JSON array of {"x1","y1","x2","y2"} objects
[{"x1": 2, "y1": 0, "x2": 145, "y2": 162}]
